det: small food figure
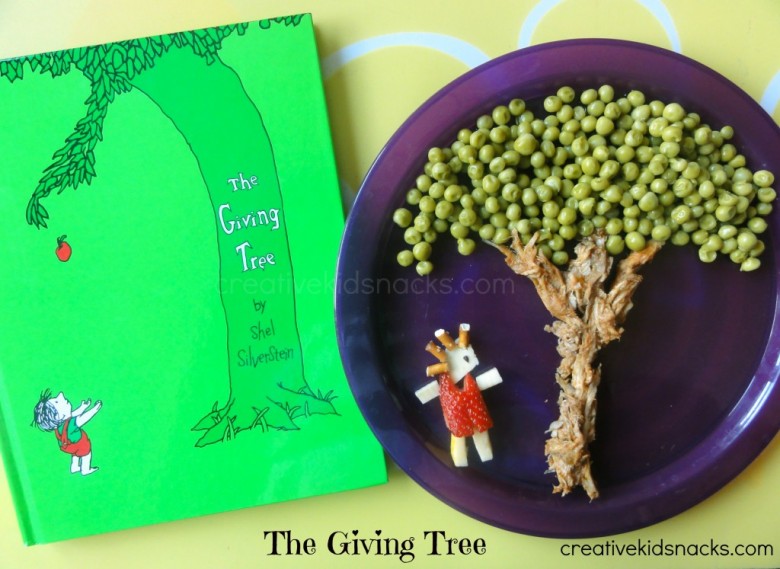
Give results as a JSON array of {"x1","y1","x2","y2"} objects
[
  {"x1": 415, "y1": 324, "x2": 502, "y2": 467},
  {"x1": 55, "y1": 235, "x2": 72, "y2": 262}
]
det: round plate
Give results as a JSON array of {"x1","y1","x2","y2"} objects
[{"x1": 335, "y1": 39, "x2": 780, "y2": 538}]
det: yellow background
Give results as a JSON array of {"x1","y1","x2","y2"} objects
[{"x1": 0, "y1": 1, "x2": 778, "y2": 567}]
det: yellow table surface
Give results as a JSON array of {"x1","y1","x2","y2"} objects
[{"x1": 1, "y1": 1, "x2": 778, "y2": 567}]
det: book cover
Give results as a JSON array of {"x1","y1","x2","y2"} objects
[{"x1": 0, "y1": 13, "x2": 386, "y2": 545}]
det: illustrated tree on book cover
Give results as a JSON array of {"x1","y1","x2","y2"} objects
[{"x1": 0, "y1": 16, "x2": 340, "y2": 447}]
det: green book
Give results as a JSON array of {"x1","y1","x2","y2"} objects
[{"x1": 0, "y1": 13, "x2": 386, "y2": 545}]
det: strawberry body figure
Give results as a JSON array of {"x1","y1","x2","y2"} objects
[
  {"x1": 414, "y1": 325, "x2": 503, "y2": 467},
  {"x1": 438, "y1": 372, "x2": 493, "y2": 437}
]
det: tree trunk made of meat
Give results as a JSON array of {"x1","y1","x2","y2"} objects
[{"x1": 497, "y1": 230, "x2": 662, "y2": 499}]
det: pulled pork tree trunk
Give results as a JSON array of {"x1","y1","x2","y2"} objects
[{"x1": 497, "y1": 230, "x2": 662, "y2": 499}]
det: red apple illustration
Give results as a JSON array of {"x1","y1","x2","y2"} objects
[{"x1": 55, "y1": 235, "x2": 72, "y2": 262}]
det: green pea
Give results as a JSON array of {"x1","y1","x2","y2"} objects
[
  {"x1": 699, "y1": 214, "x2": 717, "y2": 232},
  {"x1": 413, "y1": 241, "x2": 432, "y2": 261},
  {"x1": 595, "y1": 116, "x2": 614, "y2": 135},
  {"x1": 615, "y1": 144, "x2": 635, "y2": 164},
  {"x1": 508, "y1": 98, "x2": 526, "y2": 116},
  {"x1": 393, "y1": 208, "x2": 413, "y2": 228},
  {"x1": 691, "y1": 229, "x2": 709, "y2": 245},
  {"x1": 457, "y1": 238, "x2": 476, "y2": 256},
  {"x1": 730, "y1": 249, "x2": 748, "y2": 264},
  {"x1": 431, "y1": 161, "x2": 451, "y2": 181},
  {"x1": 637, "y1": 192, "x2": 659, "y2": 212},
  {"x1": 459, "y1": 193, "x2": 475, "y2": 210},
  {"x1": 406, "y1": 189, "x2": 422, "y2": 206},
  {"x1": 397, "y1": 250, "x2": 414, "y2": 267},
  {"x1": 493, "y1": 227, "x2": 511, "y2": 244},
  {"x1": 740, "y1": 258, "x2": 761, "y2": 272},
  {"x1": 757, "y1": 187, "x2": 777, "y2": 203},
  {"x1": 415, "y1": 261, "x2": 433, "y2": 276},
  {"x1": 478, "y1": 223, "x2": 496, "y2": 241},
  {"x1": 591, "y1": 144, "x2": 610, "y2": 164},
  {"x1": 756, "y1": 202, "x2": 773, "y2": 216},
  {"x1": 718, "y1": 224, "x2": 738, "y2": 240},
  {"x1": 535, "y1": 184, "x2": 554, "y2": 202},
  {"x1": 471, "y1": 187, "x2": 487, "y2": 205},
  {"x1": 715, "y1": 204, "x2": 736, "y2": 222},
  {"x1": 450, "y1": 222, "x2": 469, "y2": 239},
  {"x1": 627, "y1": 90, "x2": 645, "y2": 107},
  {"x1": 417, "y1": 195, "x2": 435, "y2": 214},
  {"x1": 737, "y1": 230, "x2": 758, "y2": 251},
  {"x1": 606, "y1": 235, "x2": 625, "y2": 255},
  {"x1": 433, "y1": 218, "x2": 448, "y2": 233},
  {"x1": 602, "y1": 185, "x2": 623, "y2": 204},
  {"x1": 754, "y1": 170, "x2": 775, "y2": 187},
  {"x1": 698, "y1": 247, "x2": 717, "y2": 263},
  {"x1": 651, "y1": 224, "x2": 672, "y2": 242},
  {"x1": 467, "y1": 163, "x2": 484, "y2": 181},
  {"x1": 502, "y1": 183, "x2": 521, "y2": 202},
  {"x1": 576, "y1": 219, "x2": 594, "y2": 237},
  {"x1": 543, "y1": 95, "x2": 563, "y2": 113},
  {"x1": 554, "y1": 86, "x2": 574, "y2": 103},
  {"x1": 514, "y1": 133, "x2": 538, "y2": 156},
  {"x1": 747, "y1": 217, "x2": 768, "y2": 234},
  {"x1": 413, "y1": 214, "x2": 432, "y2": 232},
  {"x1": 671, "y1": 230, "x2": 690, "y2": 246},
  {"x1": 578, "y1": 197, "x2": 596, "y2": 216},
  {"x1": 702, "y1": 235, "x2": 723, "y2": 252},
  {"x1": 750, "y1": 240, "x2": 766, "y2": 257},
  {"x1": 588, "y1": 100, "x2": 606, "y2": 117},
  {"x1": 524, "y1": 204, "x2": 541, "y2": 218},
  {"x1": 557, "y1": 206, "x2": 577, "y2": 226},
  {"x1": 491, "y1": 105, "x2": 511, "y2": 126},
  {"x1": 660, "y1": 102, "x2": 684, "y2": 122},
  {"x1": 623, "y1": 231, "x2": 646, "y2": 251},
  {"x1": 624, "y1": 129, "x2": 644, "y2": 148},
  {"x1": 605, "y1": 218, "x2": 623, "y2": 235},
  {"x1": 458, "y1": 208, "x2": 478, "y2": 227},
  {"x1": 457, "y1": 144, "x2": 477, "y2": 164},
  {"x1": 542, "y1": 201, "x2": 560, "y2": 219},
  {"x1": 482, "y1": 175, "x2": 500, "y2": 194},
  {"x1": 698, "y1": 180, "x2": 715, "y2": 199},
  {"x1": 566, "y1": 133, "x2": 586, "y2": 154},
  {"x1": 721, "y1": 237, "x2": 738, "y2": 254},
  {"x1": 404, "y1": 227, "x2": 422, "y2": 245},
  {"x1": 520, "y1": 187, "x2": 537, "y2": 206},
  {"x1": 530, "y1": 151, "x2": 546, "y2": 169},
  {"x1": 490, "y1": 213, "x2": 509, "y2": 228}
]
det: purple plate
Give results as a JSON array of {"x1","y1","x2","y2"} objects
[{"x1": 335, "y1": 39, "x2": 780, "y2": 537}]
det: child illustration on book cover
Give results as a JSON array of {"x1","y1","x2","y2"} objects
[{"x1": 32, "y1": 390, "x2": 102, "y2": 475}]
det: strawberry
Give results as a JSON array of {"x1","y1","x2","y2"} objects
[{"x1": 437, "y1": 372, "x2": 493, "y2": 437}]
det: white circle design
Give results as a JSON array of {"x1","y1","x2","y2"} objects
[
  {"x1": 517, "y1": 0, "x2": 682, "y2": 53},
  {"x1": 760, "y1": 70, "x2": 780, "y2": 117},
  {"x1": 320, "y1": 32, "x2": 490, "y2": 80}
]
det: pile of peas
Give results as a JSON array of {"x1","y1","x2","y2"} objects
[{"x1": 392, "y1": 85, "x2": 776, "y2": 276}]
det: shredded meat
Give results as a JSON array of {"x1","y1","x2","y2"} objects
[{"x1": 496, "y1": 230, "x2": 661, "y2": 499}]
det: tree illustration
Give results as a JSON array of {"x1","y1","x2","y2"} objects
[
  {"x1": 392, "y1": 88, "x2": 775, "y2": 498},
  {"x1": 1, "y1": 15, "x2": 340, "y2": 447}
]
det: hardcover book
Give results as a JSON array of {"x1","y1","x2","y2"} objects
[{"x1": 0, "y1": 13, "x2": 386, "y2": 545}]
